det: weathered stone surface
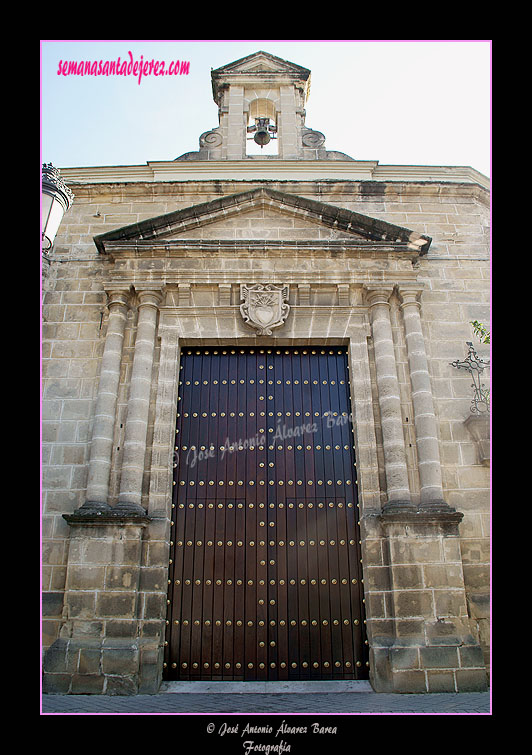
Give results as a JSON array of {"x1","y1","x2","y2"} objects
[{"x1": 42, "y1": 51, "x2": 490, "y2": 695}]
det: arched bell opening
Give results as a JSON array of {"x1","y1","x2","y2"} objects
[{"x1": 246, "y1": 98, "x2": 278, "y2": 155}]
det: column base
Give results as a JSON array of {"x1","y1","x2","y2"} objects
[
  {"x1": 64, "y1": 500, "x2": 150, "y2": 525},
  {"x1": 380, "y1": 504, "x2": 463, "y2": 525},
  {"x1": 73, "y1": 500, "x2": 113, "y2": 514},
  {"x1": 113, "y1": 500, "x2": 150, "y2": 517},
  {"x1": 417, "y1": 499, "x2": 459, "y2": 515},
  {"x1": 381, "y1": 499, "x2": 418, "y2": 515}
]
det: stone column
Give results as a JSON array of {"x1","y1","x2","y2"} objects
[
  {"x1": 363, "y1": 285, "x2": 487, "y2": 694},
  {"x1": 278, "y1": 85, "x2": 300, "y2": 159},
  {"x1": 365, "y1": 286, "x2": 415, "y2": 513},
  {"x1": 42, "y1": 286, "x2": 160, "y2": 695},
  {"x1": 80, "y1": 286, "x2": 130, "y2": 515},
  {"x1": 116, "y1": 286, "x2": 163, "y2": 514},
  {"x1": 226, "y1": 84, "x2": 245, "y2": 159},
  {"x1": 398, "y1": 285, "x2": 453, "y2": 512}
]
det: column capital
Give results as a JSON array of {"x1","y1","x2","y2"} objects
[
  {"x1": 102, "y1": 284, "x2": 132, "y2": 309},
  {"x1": 363, "y1": 284, "x2": 395, "y2": 307},
  {"x1": 397, "y1": 283, "x2": 424, "y2": 308},
  {"x1": 133, "y1": 284, "x2": 165, "y2": 309}
]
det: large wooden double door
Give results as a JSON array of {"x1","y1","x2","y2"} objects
[{"x1": 163, "y1": 346, "x2": 368, "y2": 680}]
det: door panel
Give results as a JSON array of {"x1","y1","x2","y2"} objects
[{"x1": 164, "y1": 346, "x2": 368, "y2": 680}]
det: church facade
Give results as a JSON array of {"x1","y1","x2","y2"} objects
[{"x1": 42, "y1": 51, "x2": 490, "y2": 695}]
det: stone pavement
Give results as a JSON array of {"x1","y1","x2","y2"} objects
[{"x1": 42, "y1": 680, "x2": 491, "y2": 716}]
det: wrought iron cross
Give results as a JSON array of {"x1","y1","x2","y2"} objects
[{"x1": 450, "y1": 342, "x2": 490, "y2": 414}]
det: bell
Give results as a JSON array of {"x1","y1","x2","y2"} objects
[{"x1": 254, "y1": 127, "x2": 271, "y2": 147}]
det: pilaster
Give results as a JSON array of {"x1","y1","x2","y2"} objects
[
  {"x1": 364, "y1": 285, "x2": 414, "y2": 514},
  {"x1": 364, "y1": 286, "x2": 485, "y2": 693},
  {"x1": 226, "y1": 85, "x2": 246, "y2": 160},
  {"x1": 78, "y1": 286, "x2": 131, "y2": 516},
  {"x1": 43, "y1": 285, "x2": 165, "y2": 695},
  {"x1": 397, "y1": 284, "x2": 453, "y2": 513},
  {"x1": 278, "y1": 85, "x2": 300, "y2": 159},
  {"x1": 117, "y1": 285, "x2": 164, "y2": 515}
]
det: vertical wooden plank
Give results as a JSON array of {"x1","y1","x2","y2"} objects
[
  {"x1": 251, "y1": 349, "x2": 268, "y2": 680},
  {"x1": 191, "y1": 499, "x2": 206, "y2": 677},
  {"x1": 274, "y1": 489, "x2": 287, "y2": 681},
  {"x1": 165, "y1": 352, "x2": 184, "y2": 678},
  {"x1": 191, "y1": 352, "x2": 206, "y2": 676},
  {"x1": 202, "y1": 496, "x2": 215, "y2": 676},
  {"x1": 222, "y1": 498, "x2": 235, "y2": 678},
  {"x1": 338, "y1": 349, "x2": 368, "y2": 678},
  {"x1": 212, "y1": 494, "x2": 225, "y2": 676},
  {"x1": 276, "y1": 348, "x2": 294, "y2": 680},
  {"x1": 242, "y1": 349, "x2": 257, "y2": 680},
  {"x1": 296, "y1": 497, "x2": 310, "y2": 679},
  {"x1": 234, "y1": 497, "x2": 246, "y2": 679},
  {"x1": 179, "y1": 350, "x2": 202, "y2": 679},
  {"x1": 306, "y1": 496, "x2": 321, "y2": 678},
  {"x1": 334, "y1": 350, "x2": 355, "y2": 678},
  {"x1": 324, "y1": 350, "x2": 344, "y2": 678}
]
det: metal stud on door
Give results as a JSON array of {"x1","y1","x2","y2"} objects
[{"x1": 163, "y1": 347, "x2": 368, "y2": 681}]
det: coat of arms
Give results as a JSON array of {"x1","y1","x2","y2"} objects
[{"x1": 240, "y1": 284, "x2": 290, "y2": 336}]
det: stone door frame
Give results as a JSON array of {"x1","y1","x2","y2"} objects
[{"x1": 145, "y1": 306, "x2": 378, "y2": 688}]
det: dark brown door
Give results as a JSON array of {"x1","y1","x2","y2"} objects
[{"x1": 163, "y1": 346, "x2": 368, "y2": 681}]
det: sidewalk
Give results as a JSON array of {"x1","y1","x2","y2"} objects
[{"x1": 42, "y1": 681, "x2": 491, "y2": 714}]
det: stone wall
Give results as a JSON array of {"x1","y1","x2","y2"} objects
[{"x1": 42, "y1": 178, "x2": 490, "y2": 691}]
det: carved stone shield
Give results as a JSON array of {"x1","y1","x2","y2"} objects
[{"x1": 240, "y1": 284, "x2": 290, "y2": 335}]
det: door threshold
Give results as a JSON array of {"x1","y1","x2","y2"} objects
[{"x1": 160, "y1": 680, "x2": 374, "y2": 694}]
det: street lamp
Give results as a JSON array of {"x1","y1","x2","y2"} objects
[{"x1": 42, "y1": 163, "x2": 74, "y2": 251}]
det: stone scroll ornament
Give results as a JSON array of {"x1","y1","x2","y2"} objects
[
  {"x1": 240, "y1": 284, "x2": 290, "y2": 335},
  {"x1": 199, "y1": 130, "x2": 223, "y2": 148},
  {"x1": 301, "y1": 129, "x2": 326, "y2": 148}
]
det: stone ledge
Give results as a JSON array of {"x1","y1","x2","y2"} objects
[
  {"x1": 63, "y1": 500, "x2": 151, "y2": 526},
  {"x1": 63, "y1": 513, "x2": 151, "y2": 526},
  {"x1": 378, "y1": 509, "x2": 464, "y2": 526}
]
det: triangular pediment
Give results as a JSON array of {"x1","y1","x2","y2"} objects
[
  {"x1": 94, "y1": 188, "x2": 431, "y2": 254},
  {"x1": 211, "y1": 50, "x2": 311, "y2": 78},
  {"x1": 170, "y1": 203, "x2": 366, "y2": 241}
]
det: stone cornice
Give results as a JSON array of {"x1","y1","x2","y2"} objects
[
  {"x1": 102, "y1": 238, "x2": 419, "y2": 255},
  {"x1": 58, "y1": 160, "x2": 490, "y2": 191},
  {"x1": 101, "y1": 274, "x2": 420, "y2": 288}
]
